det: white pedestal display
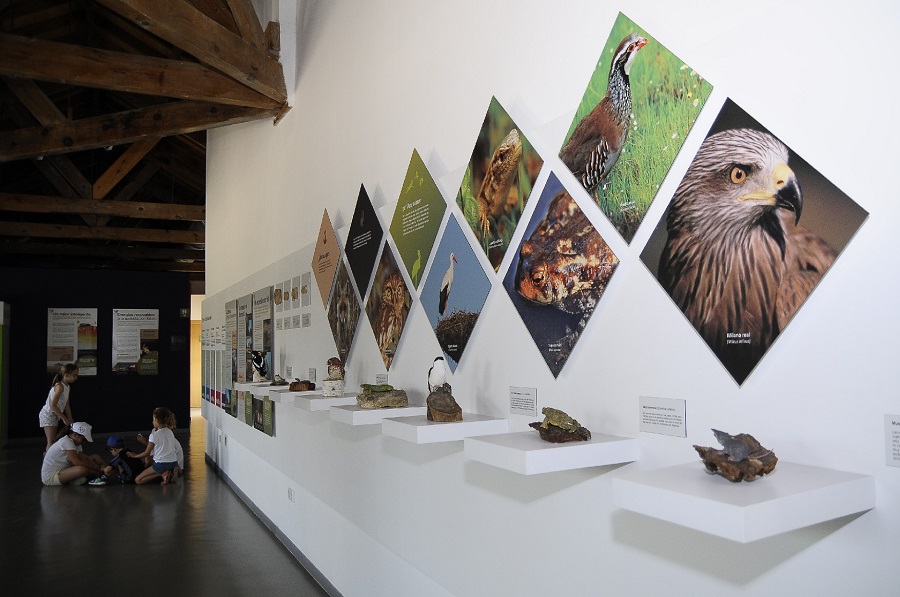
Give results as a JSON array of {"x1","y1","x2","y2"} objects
[
  {"x1": 464, "y1": 431, "x2": 638, "y2": 475},
  {"x1": 612, "y1": 461, "x2": 876, "y2": 542}
]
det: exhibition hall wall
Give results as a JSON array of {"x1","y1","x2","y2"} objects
[{"x1": 202, "y1": 1, "x2": 899, "y2": 595}]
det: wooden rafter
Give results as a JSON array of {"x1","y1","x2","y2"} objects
[
  {"x1": 0, "y1": 221, "x2": 204, "y2": 244},
  {"x1": 96, "y1": 0, "x2": 287, "y2": 104},
  {"x1": 0, "y1": 192, "x2": 206, "y2": 221},
  {"x1": 0, "y1": 100, "x2": 278, "y2": 161},
  {"x1": 0, "y1": 33, "x2": 281, "y2": 109}
]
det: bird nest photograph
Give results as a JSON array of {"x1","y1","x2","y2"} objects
[
  {"x1": 456, "y1": 96, "x2": 544, "y2": 271},
  {"x1": 640, "y1": 99, "x2": 868, "y2": 385},
  {"x1": 420, "y1": 215, "x2": 492, "y2": 371},
  {"x1": 559, "y1": 12, "x2": 713, "y2": 244}
]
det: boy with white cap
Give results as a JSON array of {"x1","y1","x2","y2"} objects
[{"x1": 40, "y1": 422, "x2": 105, "y2": 486}]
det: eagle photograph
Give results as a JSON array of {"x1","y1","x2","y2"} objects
[
  {"x1": 640, "y1": 99, "x2": 868, "y2": 385},
  {"x1": 559, "y1": 12, "x2": 713, "y2": 244}
]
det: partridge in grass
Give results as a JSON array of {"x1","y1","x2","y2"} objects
[
  {"x1": 659, "y1": 128, "x2": 837, "y2": 381},
  {"x1": 561, "y1": 33, "x2": 648, "y2": 193}
]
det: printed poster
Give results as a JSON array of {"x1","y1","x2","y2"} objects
[
  {"x1": 457, "y1": 96, "x2": 543, "y2": 271},
  {"x1": 503, "y1": 173, "x2": 620, "y2": 378},
  {"x1": 420, "y1": 215, "x2": 491, "y2": 371},
  {"x1": 112, "y1": 309, "x2": 159, "y2": 375},
  {"x1": 389, "y1": 150, "x2": 446, "y2": 290},
  {"x1": 559, "y1": 12, "x2": 713, "y2": 243},
  {"x1": 251, "y1": 287, "x2": 273, "y2": 381},
  {"x1": 346, "y1": 184, "x2": 383, "y2": 300},
  {"x1": 639, "y1": 99, "x2": 868, "y2": 385},
  {"x1": 327, "y1": 258, "x2": 362, "y2": 362},
  {"x1": 365, "y1": 241, "x2": 412, "y2": 370},
  {"x1": 47, "y1": 308, "x2": 97, "y2": 375},
  {"x1": 312, "y1": 210, "x2": 340, "y2": 307},
  {"x1": 236, "y1": 294, "x2": 251, "y2": 383}
]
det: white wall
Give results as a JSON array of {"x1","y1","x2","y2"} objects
[{"x1": 202, "y1": 1, "x2": 900, "y2": 595}]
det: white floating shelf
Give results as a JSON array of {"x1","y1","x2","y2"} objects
[
  {"x1": 464, "y1": 431, "x2": 638, "y2": 475},
  {"x1": 233, "y1": 382, "x2": 272, "y2": 393},
  {"x1": 295, "y1": 392, "x2": 359, "y2": 411},
  {"x1": 330, "y1": 404, "x2": 427, "y2": 426},
  {"x1": 382, "y1": 413, "x2": 509, "y2": 444},
  {"x1": 267, "y1": 388, "x2": 296, "y2": 404},
  {"x1": 612, "y1": 461, "x2": 875, "y2": 543}
]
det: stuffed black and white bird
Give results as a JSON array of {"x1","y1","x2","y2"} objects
[
  {"x1": 438, "y1": 253, "x2": 458, "y2": 316},
  {"x1": 560, "y1": 33, "x2": 648, "y2": 193},
  {"x1": 427, "y1": 356, "x2": 446, "y2": 393},
  {"x1": 659, "y1": 128, "x2": 836, "y2": 378}
]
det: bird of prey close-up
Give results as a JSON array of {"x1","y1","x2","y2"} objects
[
  {"x1": 658, "y1": 127, "x2": 837, "y2": 382},
  {"x1": 560, "y1": 33, "x2": 647, "y2": 194}
]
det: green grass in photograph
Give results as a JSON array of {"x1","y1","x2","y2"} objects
[{"x1": 563, "y1": 14, "x2": 713, "y2": 243}]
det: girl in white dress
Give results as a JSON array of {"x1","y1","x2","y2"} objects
[{"x1": 38, "y1": 364, "x2": 79, "y2": 452}]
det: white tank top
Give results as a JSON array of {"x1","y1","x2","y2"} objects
[{"x1": 45, "y1": 382, "x2": 70, "y2": 412}]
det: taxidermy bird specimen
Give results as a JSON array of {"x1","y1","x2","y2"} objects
[
  {"x1": 428, "y1": 356, "x2": 447, "y2": 393},
  {"x1": 438, "y1": 252, "x2": 458, "y2": 316},
  {"x1": 560, "y1": 33, "x2": 648, "y2": 194},
  {"x1": 476, "y1": 128, "x2": 523, "y2": 238},
  {"x1": 659, "y1": 128, "x2": 836, "y2": 367}
]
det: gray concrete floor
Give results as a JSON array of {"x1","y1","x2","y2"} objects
[{"x1": 0, "y1": 410, "x2": 329, "y2": 596}]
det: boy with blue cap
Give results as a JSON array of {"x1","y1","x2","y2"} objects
[{"x1": 88, "y1": 435, "x2": 145, "y2": 486}]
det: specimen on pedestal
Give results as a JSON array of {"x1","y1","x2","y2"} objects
[
  {"x1": 529, "y1": 407, "x2": 591, "y2": 443},
  {"x1": 357, "y1": 384, "x2": 408, "y2": 409},
  {"x1": 426, "y1": 383, "x2": 462, "y2": 422},
  {"x1": 693, "y1": 429, "x2": 777, "y2": 482}
]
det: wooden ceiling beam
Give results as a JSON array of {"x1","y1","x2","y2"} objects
[
  {"x1": 0, "y1": 33, "x2": 281, "y2": 109},
  {"x1": 92, "y1": 138, "x2": 160, "y2": 199},
  {"x1": 224, "y1": 0, "x2": 268, "y2": 51},
  {"x1": 96, "y1": 0, "x2": 287, "y2": 104},
  {"x1": 0, "y1": 240, "x2": 204, "y2": 261},
  {"x1": 2, "y1": 77, "x2": 66, "y2": 125},
  {"x1": 0, "y1": 192, "x2": 206, "y2": 221},
  {"x1": 0, "y1": 221, "x2": 204, "y2": 244},
  {"x1": 0, "y1": 100, "x2": 279, "y2": 161}
]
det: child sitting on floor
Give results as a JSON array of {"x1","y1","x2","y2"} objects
[
  {"x1": 128, "y1": 407, "x2": 179, "y2": 485},
  {"x1": 88, "y1": 436, "x2": 145, "y2": 486}
]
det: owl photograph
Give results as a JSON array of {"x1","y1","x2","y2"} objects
[
  {"x1": 640, "y1": 99, "x2": 868, "y2": 385},
  {"x1": 456, "y1": 96, "x2": 543, "y2": 271},
  {"x1": 559, "y1": 12, "x2": 712, "y2": 244},
  {"x1": 327, "y1": 258, "x2": 361, "y2": 362},
  {"x1": 365, "y1": 241, "x2": 412, "y2": 370}
]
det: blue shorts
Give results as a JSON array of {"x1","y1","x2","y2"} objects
[{"x1": 152, "y1": 461, "x2": 178, "y2": 474}]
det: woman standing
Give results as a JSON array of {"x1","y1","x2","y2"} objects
[{"x1": 39, "y1": 363, "x2": 79, "y2": 453}]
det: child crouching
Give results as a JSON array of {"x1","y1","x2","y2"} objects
[{"x1": 128, "y1": 407, "x2": 179, "y2": 485}]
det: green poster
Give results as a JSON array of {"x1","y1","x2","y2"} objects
[{"x1": 389, "y1": 149, "x2": 446, "y2": 289}]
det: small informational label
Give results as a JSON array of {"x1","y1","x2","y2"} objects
[
  {"x1": 301, "y1": 313, "x2": 311, "y2": 328},
  {"x1": 276, "y1": 319, "x2": 283, "y2": 331},
  {"x1": 886, "y1": 415, "x2": 900, "y2": 467},
  {"x1": 308, "y1": 368, "x2": 316, "y2": 383},
  {"x1": 639, "y1": 396, "x2": 686, "y2": 437},
  {"x1": 292, "y1": 315, "x2": 302, "y2": 329},
  {"x1": 510, "y1": 386, "x2": 537, "y2": 416},
  {"x1": 283, "y1": 317, "x2": 291, "y2": 330},
  {"x1": 286, "y1": 366, "x2": 292, "y2": 379},
  {"x1": 375, "y1": 374, "x2": 388, "y2": 385}
]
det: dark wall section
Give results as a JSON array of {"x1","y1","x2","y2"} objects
[{"x1": 0, "y1": 266, "x2": 191, "y2": 440}]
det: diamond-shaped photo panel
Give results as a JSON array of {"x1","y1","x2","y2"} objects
[
  {"x1": 389, "y1": 150, "x2": 446, "y2": 290},
  {"x1": 327, "y1": 257, "x2": 361, "y2": 363},
  {"x1": 503, "y1": 172, "x2": 620, "y2": 377},
  {"x1": 365, "y1": 241, "x2": 412, "y2": 370},
  {"x1": 640, "y1": 99, "x2": 868, "y2": 386},
  {"x1": 420, "y1": 215, "x2": 491, "y2": 372},
  {"x1": 457, "y1": 96, "x2": 543, "y2": 271},
  {"x1": 346, "y1": 184, "x2": 383, "y2": 300},
  {"x1": 559, "y1": 12, "x2": 713, "y2": 244}
]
